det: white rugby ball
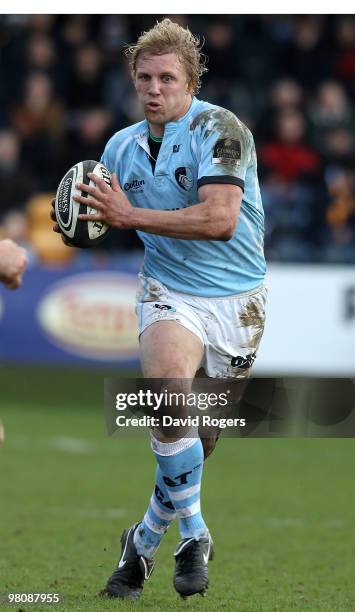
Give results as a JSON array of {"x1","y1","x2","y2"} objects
[{"x1": 55, "y1": 160, "x2": 112, "y2": 248}]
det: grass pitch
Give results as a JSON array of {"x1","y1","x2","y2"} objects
[{"x1": 1, "y1": 366, "x2": 355, "y2": 611}]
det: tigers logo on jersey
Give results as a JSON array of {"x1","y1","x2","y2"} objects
[{"x1": 174, "y1": 167, "x2": 194, "y2": 191}]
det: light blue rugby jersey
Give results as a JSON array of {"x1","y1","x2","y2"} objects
[{"x1": 101, "y1": 97, "x2": 266, "y2": 297}]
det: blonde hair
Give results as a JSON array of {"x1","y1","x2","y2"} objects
[{"x1": 124, "y1": 18, "x2": 208, "y2": 94}]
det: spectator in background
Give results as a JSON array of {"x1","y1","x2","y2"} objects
[
  {"x1": 98, "y1": 15, "x2": 130, "y2": 55},
  {"x1": 66, "y1": 108, "x2": 113, "y2": 166},
  {"x1": 55, "y1": 15, "x2": 95, "y2": 104},
  {"x1": 11, "y1": 72, "x2": 65, "y2": 189},
  {"x1": 309, "y1": 80, "x2": 354, "y2": 130},
  {"x1": 203, "y1": 20, "x2": 239, "y2": 82},
  {"x1": 334, "y1": 17, "x2": 355, "y2": 89},
  {"x1": 99, "y1": 14, "x2": 131, "y2": 125},
  {"x1": 104, "y1": 58, "x2": 144, "y2": 127},
  {"x1": 278, "y1": 16, "x2": 331, "y2": 90},
  {"x1": 326, "y1": 168, "x2": 355, "y2": 229},
  {"x1": 23, "y1": 31, "x2": 65, "y2": 97},
  {"x1": 271, "y1": 78, "x2": 303, "y2": 112},
  {"x1": 28, "y1": 14, "x2": 54, "y2": 34},
  {"x1": 60, "y1": 15, "x2": 90, "y2": 51},
  {"x1": 260, "y1": 109, "x2": 324, "y2": 261},
  {"x1": 308, "y1": 81, "x2": 355, "y2": 156},
  {"x1": 260, "y1": 109, "x2": 320, "y2": 183},
  {"x1": 321, "y1": 126, "x2": 355, "y2": 168},
  {"x1": 1, "y1": 210, "x2": 29, "y2": 246},
  {"x1": 0, "y1": 129, "x2": 35, "y2": 218},
  {"x1": 65, "y1": 44, "x2": 106, "y2": 112},
  {"x1": 0, "y1": 209, "x2": 36, "y2": 265},
  {"x1": 324, "y1": 167, "x2": 355, "y2": 261},
  {"x1": 201, "y1": 20, "x2": 239, "y2": 108},
  {"x1": 257, "y1": 78, "x2": 304, "y2": 142},
  {"x1": 11, "y1": 71, "x2": 64, "y2": 142},
  {"x1": 236, "y1": 17, "x2": 275, "y2": 91},
  {"x1": 25, "y1": 32, "x2": 56, "y2": 74}
]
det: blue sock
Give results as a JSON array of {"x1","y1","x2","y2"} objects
[
  {"x1": 151, "y1": 435, "x2": 207, "y2": 540},
  {"x1": 133, "y1": 466, "x2": 176, "y2": 557}
]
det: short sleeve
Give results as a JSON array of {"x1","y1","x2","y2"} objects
[{"x1": 190, "y1": 108, "x2": 253, "y2": 192}]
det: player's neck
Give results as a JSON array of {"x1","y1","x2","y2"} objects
[{"x1": 148, "y1": 125, "x2": 164, "y2": 139}]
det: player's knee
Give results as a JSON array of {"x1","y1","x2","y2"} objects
[
  {"x1": 148, "y1": 365, "x2": 192, "y2": 379},
  {"x1": 200, "y1": 434, "x2": 219, "y2": 460}
]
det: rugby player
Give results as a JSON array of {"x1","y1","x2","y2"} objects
[{"x1": 52, "y1": 18, "x2": 266, "y2": 600}]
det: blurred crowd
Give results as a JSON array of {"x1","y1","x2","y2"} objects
[{"x1": 1, "y1": 14, "x2": 355, "y2": 263}]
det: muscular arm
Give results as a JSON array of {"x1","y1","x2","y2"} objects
[
  {"x1": 75, "y1": 174, "x2": 243, "y2": 241},
  {"x1": 129, "y1": 183, "x2": 241, "y2": 240}
]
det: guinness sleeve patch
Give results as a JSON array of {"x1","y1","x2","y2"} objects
[{"x1": 212, "y1": 138, "x2": 241, "y2": 166}]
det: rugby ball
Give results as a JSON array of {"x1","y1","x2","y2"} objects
[{"x1": 55, "y1": 160, "x2": 112, "y2": 248}]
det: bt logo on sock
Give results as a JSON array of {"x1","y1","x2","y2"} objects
[{"x1": 163, "y1": 471, "x2": 192, "y2": 487}]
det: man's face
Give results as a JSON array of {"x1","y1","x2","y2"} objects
[{"x1": 134, "y1": 53, "x2": 192, "y2": 134}]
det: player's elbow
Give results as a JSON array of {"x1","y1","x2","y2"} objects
[
  {"x1": 203, "y1": 199, "x2": 239, "y2": 241},
  {"x1": 219, "y1": 218, "x2": 236, "y2": 241},
  {"x1": 206, "y1": 212, "x2": 237, "y2": 241}
]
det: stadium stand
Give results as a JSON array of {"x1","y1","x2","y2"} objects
[{"x1": 1, "y1": 14, "x2": 355, "y2": 263}]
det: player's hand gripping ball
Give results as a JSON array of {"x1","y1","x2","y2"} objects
[{"x1": 55, "y1": 160, "x2": 112, "y2": 247}]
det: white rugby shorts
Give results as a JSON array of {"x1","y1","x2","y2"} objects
[{"x1": 136, "y1": 274, "x2": 267, "y2": 379}]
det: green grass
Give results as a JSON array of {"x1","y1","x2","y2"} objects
[{"x1": 1, "y1": 366, "x2": 355, "y2": 611}]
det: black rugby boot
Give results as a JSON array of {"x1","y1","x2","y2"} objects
[
  {"x1": 100, "y1": 522, "x2": 155, "y2": 600},
  {"x1": 173, "y1": 533, "x2": 214, "y2": 599}
]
